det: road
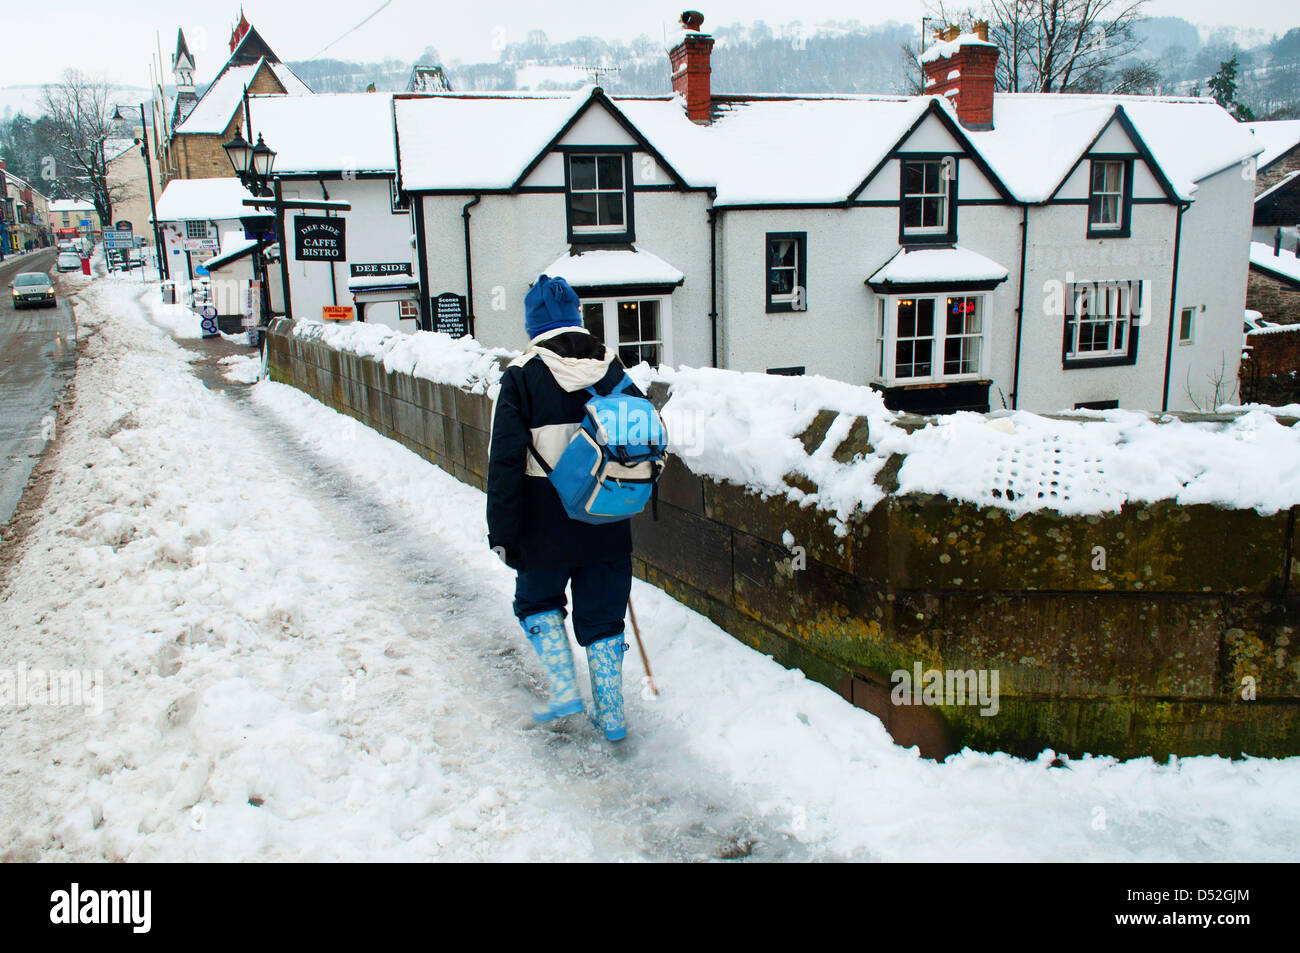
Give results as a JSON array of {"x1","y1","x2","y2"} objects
[{"x1": 0, "y1": 248, "x2": 77, "y2": 528}]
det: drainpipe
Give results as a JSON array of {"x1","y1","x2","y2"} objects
[
  {"x1": 708, "y1": 203, "x2": 719, "y2": 368},
  {"x1": 412, "y1": 195, "x2": 431, "y2": 332},
  {"x1": 1160, "y1": 203, "x2": 1188, "y2": 413},
  {"x1": 462, "y1": 194, "x2": 480, "y2": 338},
  {"x1": 1011, "y1": 204, "x2": 1029, "y2": 410}
]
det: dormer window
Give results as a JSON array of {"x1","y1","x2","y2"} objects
[
  {"x1": 1088, "y1": 159, "x2": 1132, "y2": 238},
  {"x1": 900, "y1": 157, "x2": 957, "y2": 245},
  {"x1": 565, "y1": 150, "x2": 634, "y2": 244}
]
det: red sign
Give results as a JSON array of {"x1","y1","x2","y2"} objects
[{"x1": 323, "y1": 306, "x2": 355, "y2": 322}]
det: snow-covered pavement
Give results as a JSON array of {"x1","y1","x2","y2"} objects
[{"x1": 3, "y1": 273, "x2": 1299, "y2": 862}]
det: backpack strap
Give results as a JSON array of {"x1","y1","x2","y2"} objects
[{"x1": 527, "y1": 441, "x2": 553, "y2": 475}]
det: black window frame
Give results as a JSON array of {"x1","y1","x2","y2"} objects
[
  {"x1": 1062, "y1": 280, "x2": 1142, "y2": 370},
  {"x1": 899, "y1": 154, "x2": 959, "y2": 247},
  {"x1": 765, "y1": 231, "x2": 808, "y2": 314},
  {"x1": 562, "y1": 146, "x2": 635, "y2": 245},
  {"x1": 1086, "y1": 156, "x2": 1134, "y2": 239}
]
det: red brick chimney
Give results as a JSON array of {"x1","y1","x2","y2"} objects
[
  {"x1": 668, "y1": 11, "x2": 715, "y2": 124},
  {"x1": 922, "y1": 21, "x2": 1000, "y2": 131}
]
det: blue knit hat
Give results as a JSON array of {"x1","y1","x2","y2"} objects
[{"x1": 525, "y1": 275, "x2": 582, "y2": 339}]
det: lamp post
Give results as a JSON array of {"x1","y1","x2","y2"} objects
[
  {"x1": 112, "y1": 103, "x2": 168, "y2": 280},
  {"x1": 223, "y1": 103, "x2": 279, "y2": 345}
]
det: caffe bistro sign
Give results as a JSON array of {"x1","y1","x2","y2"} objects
[{"x1": 294, "y1": 216, "x2": 345, "y2": 262}]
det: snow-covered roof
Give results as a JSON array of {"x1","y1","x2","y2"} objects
[
  {"x1": 388, "y1": 87, "x2": 1259, "y2": 208},
  {"x1": 176, "y1": 59, "x2": 311, "y2": 135},
  {"x1": 396, "y1": 90, "x2": 590, "y2": 191},
  {"x1": 104, "y1": 137, "x2": 138, "y2": 163},
  {"x1": 1246, "y1": 120, "x2": 1300, "y2": 171},
  {"x1": 346, "y1": 273, "x2": 419, "y2": 291},
  {"x1": 202, "y1": 233, "x2": 258, "y2": 270},
  {"x1": 249, "y1": 92, "x2": 397, "y2": 173},
  {"x1": 541, "y1": 246, "x2": 685, "y2": 288},
  {"x1": 868, "y1": 246, "x2": 1010, "y2": 288},
  {"x1": 970, "y1": 96, "x2": 1259, "y2": 203},
  {"x1": 49, "y1": 199, "x2": 96, "y2": 212},
  {"x1": 153, "y1": 178, "x2": 255, "y2": 222},
  {"x1": 1250, "y1": 242, "x2": 1300, "y2": 286}
]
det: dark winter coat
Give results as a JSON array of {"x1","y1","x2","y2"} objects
[{"x1": 487, "y1": 327, "x2": 644, "y2": 571}]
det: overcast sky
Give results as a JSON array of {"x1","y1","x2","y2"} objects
[{"x1": 3, "y1": 0, "x2": 1296, "y2": 88}]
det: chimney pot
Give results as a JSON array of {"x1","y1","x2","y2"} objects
[
  {"x1": 669, "y1": 11, "x2": 714, "y2": 124},
  {"x1": 922, "y1": 28, "x2": 1000, "y2": 131}
]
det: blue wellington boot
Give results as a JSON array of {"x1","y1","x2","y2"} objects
[
  {"x1": 586, "y1": 635, "x2": 628, "y2": 742},
  {"x1": 521, "y1": 610, "x2": 584, "y2": 723}
]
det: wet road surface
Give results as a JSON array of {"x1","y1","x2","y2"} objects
[{"x1": 0, "y1": 248, "x2": 76, "y2": 528}]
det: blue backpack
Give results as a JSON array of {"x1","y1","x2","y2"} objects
[{"x1": 529, "y1": 375, "x2": 668, "y2": 524}]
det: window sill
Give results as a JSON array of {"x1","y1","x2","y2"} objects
[
  {"x1": 877, "y1": 376, "x2": 990, "y2": 390},
  {"x1": 1062, "y1": 353, "x2": 1138, "y2": 370}
]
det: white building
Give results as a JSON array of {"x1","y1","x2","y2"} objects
[
  {"x1": 248, "y1": 92, "x2": 419, "y2": 331},
  {"x1": 271, "y1": 15, "x2": 1261, "y2": 415}
]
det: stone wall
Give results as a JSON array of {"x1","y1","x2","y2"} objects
[{"x1": 266, "y1": 319, "x2": 1300, "y2": 761}]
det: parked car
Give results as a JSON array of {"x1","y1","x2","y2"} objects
[
  {"x1": 9, "y1": 272, "x2": 56, "y2": 309},
  {"x1": 56, "y1": 252, "x2": 82, "y2": 272}
]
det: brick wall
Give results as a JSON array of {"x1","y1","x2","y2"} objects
[
  {"x1": 170, "y1": 62, "x2": 288, "y2": 181},
  {"x1": 1247, "y1": 266, "x2": 1300, "y2": 325},
  {"x1": 1257, "y1": 145, "x2": 1300, "y2": 196},
  {"x1": 266, "y1": 319, "x2": 1300, "y2": 760}
]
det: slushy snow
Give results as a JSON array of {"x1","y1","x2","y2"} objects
[{"x1": 2, "y1": 272, "x2": 1298, "y2": 861}]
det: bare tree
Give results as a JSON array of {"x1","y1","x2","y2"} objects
[
  {"x1": 921, "y1": 0, "x2": 1153, "y2": 94},
  {"x1": 40, "y1": 70, "x2": 129, "y2": 231}
]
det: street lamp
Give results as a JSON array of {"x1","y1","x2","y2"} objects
[
  {"x1": 112, "y1": 103, "x2": 168, "y2": 280},
  {"x1": 223, "y1": 131, "x2": 276, "y2": 197},
  {"x1": 222, "y1": 99, "x2": 281, "y2": 345}
]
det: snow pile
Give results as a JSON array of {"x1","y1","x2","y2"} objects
[
  {"x1": 919, "y1": 32, "x2": 998, "y2": 64},
  {"x1": 868, "y1": 246, "x2": 1009, "y2": 287},
  {"x1": 219, "y1": 354, "x2": 263, "y2": 384},
  {"x1": 292, "y1": 320, "x2": 512, "y2": 394},
  {"x1": 542, "y1": 246, "x2": 684, "y2": 288}
]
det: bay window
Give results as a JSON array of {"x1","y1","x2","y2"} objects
[{"x1": 876, "y1": 293, "x2": 987, "y2": 385}]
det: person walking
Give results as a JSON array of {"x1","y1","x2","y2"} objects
[{"x1": 487, "y1": 275, "x2": 640, "y2": 742}]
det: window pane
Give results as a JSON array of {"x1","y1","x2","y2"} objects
[
  {"x1": 902, "y1": 199, "x2": 923, "y2": 229},
  {"x1": 597, "y1": 191, "x2": 624, "y2": 227},
  {"x1": 898, "y1": 299, "x2": 917, "y2": 338},
  {"x1": 596, "y1": 155, "x2": 623, "y2": 189},
  {"x1": 570, "y1": 192, "x2": 597, "y2": 227},
  {"x1": 904, "y1": 163, "x2": 924, "y2": 196},
  {"x1": 914, "y1": 340, "x2": 932, "y2": 377},
  {"x1": 896, "y1": 341, "x2": 914, "y2": 376},
  {"x1": 769, "y1": 239, "x2": 795, "y2": 268},
  {"x1": 770, "y1": 267, "x2": 795, "y2": 296},
  {"x1": 583, "y1": 302, "x2": 605, "y2": 342},
  {"x1": 570, "y1": 155, "x2": 596, "y2": 191},
  {"x1": 640, "y1": 301, "x2": 658, "y2": 341},
  {"x1": 924, "y1": 197, "x2": 946, "y2": 228},
  {"x1": 924, "y1": 162, "x2": 941, "y2": 192},
  {"x1": 618, "y1": 302, "x2": 639, "y2": 341},
  {"x1": 917, "y1": 298, "x2": 935, "y2": 338}
]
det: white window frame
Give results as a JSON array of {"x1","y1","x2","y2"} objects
[
  {"x1": 1178, "y1": 306, "x2": 1196, "y2": 346},
  {"x1": 567, "y1": 153, "x2": 628, "y2": 236},
  {"x1": 580, "y1": 294, "x2": 673, "y2": 369},
  {"x1": 1090, "y1": 160, "x2": 1126, "y2": 232},
  {"x1": 874, "y1": 292, "x2": 989, "y2": 386},
  {"x1": 901, "y1": 159, "x2": 950, "y2": 236},
  {"x1": 1068, "y1": 282, "x2": 1130, "y2": 361}
]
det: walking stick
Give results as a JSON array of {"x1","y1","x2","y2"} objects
[{"x1": 627, "y1": 599, "x2": 659, "y2": 696}]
